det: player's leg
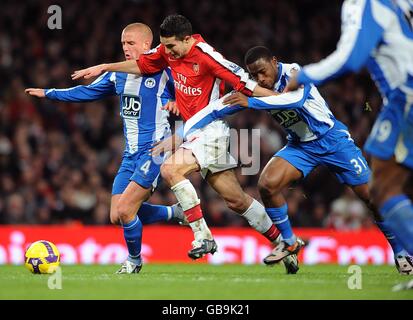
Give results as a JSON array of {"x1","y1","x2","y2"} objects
[
  {"x1": 258, "y1": 156, "x2": 305, "y2": 264},
  {"x1": 110, "y1": 194, "x2": 122, "y2": 225},
  {"x1": 351, "y1": 183, "x2": 413, "y2": 274},
  {"x1": 116, "y1": 181, "x2": 150, "y2": 273},
  {"x1": 160, "y1": 147, "x2": 216, "y2": 259},
  {"x1": 111, "y1": 161, "x2": 183, "y2": 226},
  {"x1": 206, "y1": 169, "x2": 280, "y2": 242},
  {"x1": 206, "y1": 168, "x2": 299, "y2": 274},
  {"x1": 111, "y1": 194, "x2": 183, "y2": 226},
  {"x1": 370, "y1": 157, "x2": 413, "y2": 256},
  {"x1": 324, "y1": 120, "x2": 413, "y2": 269},
  {"x1": 364, "y1": 97, "x2": 413, "y2": 255},
  {"x1": 112, "y1": 153, "x2": 184, "y2": 273}
]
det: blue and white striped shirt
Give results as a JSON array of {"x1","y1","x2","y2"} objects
[
  {"x1": 181, "y1": 63, "x2": 340, "y2": 143},
  {"x1": 46, "y1": 69, "x2": 174, "y2": 155},
  {"x1": 248, "y1": 63, "x2": 337, "y2": 142},
  {"x1": 297, "y1": 0, "x2": 413, "y2": 100}
]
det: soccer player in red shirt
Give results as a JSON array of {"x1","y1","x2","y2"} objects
[{"x1": 72, "y1": 15, "x2": 298, "y2": 272}]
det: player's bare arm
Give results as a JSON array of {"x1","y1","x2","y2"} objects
[
  {"x1": 24, "y1": 88, "x2": 46, "y2": 98},
  {"x1": 223, "y1": 85, "x2": 280, "y2": 107},
  {"x1": 71, "y1": 60, "x2": 141, "y2": 80},
  {"x1": 252, "y1": 85, "x2": 278, "y2": 97},
  {"x1": 285, "y1": 76, "x2": 300, "y2": 92}
]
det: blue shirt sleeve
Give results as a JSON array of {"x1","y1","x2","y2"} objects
[
  {"x1": 45, "y1": 72, "x2": 116, "y2": 102},
  {"x1": 298, "y1": 0, "x2": 384, "y2": 86},
  {"x1": 180, "y1": 93, "x2": 245, "y2": 139},
  {"x1": 160, "y1": 68, "x2": 176, "y2": 105},
  {"x1": 248, "y1": 85, "x2": 311, "y2": 110}
]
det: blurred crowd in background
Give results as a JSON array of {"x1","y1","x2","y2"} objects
[{"x1": 0, "y1": 0, "x2": 387, "y2": 230}]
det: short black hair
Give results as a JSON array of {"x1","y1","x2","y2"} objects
[
  {"x1": 160, "y1": 14, "x2": 192, "y2": 40},
  {"x1": 244, "y1": 46, "x2": 273, "y2": 66}
]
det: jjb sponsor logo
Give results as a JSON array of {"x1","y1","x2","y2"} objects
[
  {"x1": 271, "y1": 110, "x2": 301, "y2": 127},
  {"x1": 122, "y1": 95, "x2": 142, "y2": 118}
]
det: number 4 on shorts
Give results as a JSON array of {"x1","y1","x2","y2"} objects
[{"x1": 140, "y1": 160, "x2": 151, "y2": 175}]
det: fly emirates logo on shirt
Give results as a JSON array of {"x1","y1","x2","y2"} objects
[{"x1": 174, "y1": 73, "x2": 202, "y2": 96}]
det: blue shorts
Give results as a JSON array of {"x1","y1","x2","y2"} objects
[
  {"x1": 364, "y1": 89, "x2": 413, "y2": 170},
  {"x1": 112, "y1": 145, "x2": 164, "y2": 195},
  {"x1": 275, "y1": 123, "x2": 371, "y2": 186}
]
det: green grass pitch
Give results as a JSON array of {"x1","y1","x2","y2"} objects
[{"x1": 0, "y1": 264, "x2": 412, "y2": 300}]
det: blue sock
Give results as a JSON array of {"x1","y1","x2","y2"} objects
[
  {"x1": 137, "y1": 202, "x2": 171, "y2": 225},
  {"x1": 375, "y1": 221, "x2": 406, "y2": 256},
  {"x1": 122, "y1": 216, "x2": 143, "y2": 263},
  {"x1": 266, "y1": 204, "x2": 296, "y2": 245},
  {"x1": 379, "y1": 194, "x2": 413, "y2": 255}
]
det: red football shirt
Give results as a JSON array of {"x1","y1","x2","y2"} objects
[{"x1": 137, "y1": 34, "x2": 257, "y2": 121}]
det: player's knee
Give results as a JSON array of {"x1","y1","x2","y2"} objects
[
  {"x1": 369, "y1": 159, "x2": 406, "y2": 206},
  {"x1": 160, "y1": 163, "x2": 177, "y2": 183},
  {"x1": 161, "y1": 162, "x2": 190, "y2": 185},
  {"x1": 116, "y1": 202, "x2": 134, "y2": 223},
  {"x1": 258, "y1": 175, "x2": 281, "y2": 198}
]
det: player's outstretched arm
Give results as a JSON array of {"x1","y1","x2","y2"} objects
[
  {"x1": 25, "y1": 88, "x2": 46, "y2": 98},
  {"x1": 26, "y1": 72, "x2": 116, "y2": 102},
  {"x1": 72, "y1": 60, "x2": 141, "y2": 80},
  {"x1": 248, "y1": 85, "x2": 311, "y2": 110}
]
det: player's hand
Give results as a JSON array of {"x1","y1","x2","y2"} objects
[
  {"x1": 285, "y1": 77, "x2": 300, "y2": 92},
  {"x1": 223, "y1": 92, "x2": 249, "y2": 107},
  {"x1": 71, "y1": 64, "x2": 107, "y2": 80},
  {"x1": 150, "y1": 134, "x2": 182, "y2": 157},
  {"x1": 25, "y1": 88, "x2": 46, "y2": 98},
  {"x1": 162, "y1": 101, "x2": 180, "y2": 116}
]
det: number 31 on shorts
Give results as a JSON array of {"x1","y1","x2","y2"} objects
[{"x1": 350, "y1": 157, "x2": 368, "y2": 175}]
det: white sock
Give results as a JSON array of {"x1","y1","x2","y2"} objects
[
  {"x1": 190, "y1": 219, "x2": 213, "y2": 241},
  {"x1": 241, "y1": 199, "x2": 273, "y2": 234},
  {"x1": 171, "y1": 179, "x2": 211, "y2": 239},
  {"x1": 171, "y1": 179, "x2": 200, "y2": 211}
]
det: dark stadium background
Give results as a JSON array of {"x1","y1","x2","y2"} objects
[{"x1": 0, "y1": 0, "x2": 387, "y2": 229}]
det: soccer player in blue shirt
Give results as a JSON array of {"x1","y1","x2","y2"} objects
[
  {"x1": 26, "y1": 23, "x2": 184, "y2": 274},
  {"x1": 286, "y1": 0, "x2": 413, "y2": 258},
  {"x1": 223, "y1": 46, "x2": 412, "y2": 274}
]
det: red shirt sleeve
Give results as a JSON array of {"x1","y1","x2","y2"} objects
[
  {"x1": 199, "y1": 48, "x2": 257, "y2": 96},
  {"x1": 137, "y1": 45, "x2": 168, "y2": 75}
]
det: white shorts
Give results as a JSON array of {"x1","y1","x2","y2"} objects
[{"x1": 181, "y1": 120, "x2": 237, "y2": 179}]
